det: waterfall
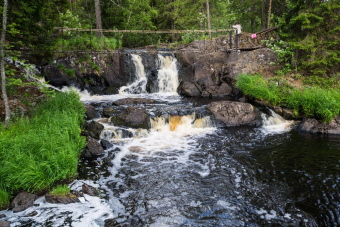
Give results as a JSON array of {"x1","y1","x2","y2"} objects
[
  {"x1": 156, "y1": 54, "x2": 179, "y2": 93},
  {"x1": 119, "y1": 54, "x2": 147, "y2": 94},
  {"x1": 261, "y1": 109, "x2": 295, "y2": 133},
  {"x1": 151, "y1": 113, "x2": 214, "y2": 132}
]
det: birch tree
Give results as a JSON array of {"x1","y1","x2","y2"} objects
[{"x1": 1, "y1": 0, "x2": 10, "y2": 128}]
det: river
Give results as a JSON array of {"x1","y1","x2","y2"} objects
[{"x1": 1, "y1": 53, "x2": 339, "y2": 227}]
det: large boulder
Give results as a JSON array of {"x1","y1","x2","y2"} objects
[
  {"x1": 112, "y1": 98, "x2": 156, "y2": 106},
  {"x1": 10, "y1": 192, "x2": 37, "y2": 213},
  {"x1": 85, "y1": 105, "x2": 97, "y2": 120},
  {"x1": 45, "y1": 193, "x2": 80, "y2": 204},
  {"x1": 299, "y1": 117, "x2": 340, "y2": 134},
  {"x1": 207, "y1": 101, "x2": 257, "y2": 126},
  {"x1": 223, "y1": 48, "x2": 278, "y2": 85},
  {"x1": 82, "y1": 184, "x2": 100, "y2": 197},
  {"x1": 44, "y1": 64, "x2": 76, "y2": 88},
  {"x1": 0, "y1": 221, "x2": 10, "y2": 227},
  {"x1": 112, "y1": 107, "x2": 149, "y2": 129},
  {"x1": 84, "y1": 136, "x2": 105, "y2": 158},
  {"x1": 178, "y1": 81, "x2": 201, "y2": 97},
  {"x1": 87, "y1": 120, "x2": 104, "y2": 139}
]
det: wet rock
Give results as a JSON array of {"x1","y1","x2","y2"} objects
[
  {"x1": 87, "y1": 120, "x2": 104, "y2": 139},
  {"x1": 85, "y1": 105, "x2": 97, "y2": 120},
  {"x1": 113, "y1": 98, "x2": 156, "y2": 106},
  {"x1": 112, "y1": 107, "x2": 150, "y2": 129},
  {"x1": 71, "y1": 190, "x2": 84, "y2": 198},
  {"x1": 300, "y1": 117, "x2": 340, "y2": 134},
  {"x1": 0, "y1": 214, "x2": 5, "y2": 218},
  {"x1": 100, "y1": 139, "x2": 113, "y2": 150},
  {"x1": 223, "y1": 48, "x2": 278, "y2": 84},
  {"x1": 25, "y1": 211, "x2": 38, "y2": 217},
  {"x1": 84, "y1": 136, "x2": 105, "y2": 158},
  {"x1": 10, "y1": 192, "x2": 37, "y2": 213},
  {"x1": 44, "y1": 64, "x2": 73, "y2": 88},
  {"x1": 207, "y1": 101, "x2": 257, "y2": 126},
  {"x1": 0, "y1": 221, "x2": 10, "y2": 227},
  {"x1": 102, "y1": 107, "x2": 115, "y2": 118},
  {"x1": 45, "y1": 193, "x2": 80, "y2": 204},
  {"x1": 105, "y1": 216, "x2": 144, "y2": 227},
  {"x1": 82, "y1": 184, "x2": 100, "y2": 197},
  {"x1": 178, "y1": 81, "x2": 201, "y2": 97}
]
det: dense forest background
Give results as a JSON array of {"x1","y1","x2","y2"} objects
[{"x1": 0, "y1": 0, "x2": 339, "y2": 76}]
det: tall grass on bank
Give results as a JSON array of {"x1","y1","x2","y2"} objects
[
  {"x1": 55, "y1": 35, "x2": 122, "y2": 51},
  {"x1": 236, "y1": 74, "x2": 340, "y2": 122},
  {"x1": 0, "y1": 91, "x2": 85, "y2": 207}
]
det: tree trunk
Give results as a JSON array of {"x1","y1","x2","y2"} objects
[
  {"x1": 206, "y1": 0, "x2": 211, "y2": 39},
  {"x1": 1, "y1": 0, "x2": 10, "y2": 129},
  {"x1": 261, "y1": 0, "x2": 266, "y2": 30},
  {"x1": 94, "y1": 0, "x2": 103, "y2": 37},
  {"x1": 251, "y1": 4, "x2": 256, "y2": 33},
  {"x1": 267, "y1": 0, "x2": 272, "y2": 28}
]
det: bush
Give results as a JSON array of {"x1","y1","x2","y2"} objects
[
  {"x1": 50, "y1": 185, "x2": 71, "y2": 196},
  {"x1": 236, "y1": 74, "x2": 340, "y2": 122},
  {"x1": 0, "y1": 91, "x2": 85, "y2": 206}
]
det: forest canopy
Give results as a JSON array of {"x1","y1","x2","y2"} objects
[{"x1": 0, "y1": 0, "x2": 339, "y2": 76}]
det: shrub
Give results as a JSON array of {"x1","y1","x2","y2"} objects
[
  {"x1": 50, "y1": 185, "x2": 71, "y2": 196},
  {"x1": 0, "y1": 91, "x2": 85, "y2": 206},
  {"x1": 236, "y1": 74, "x2": 340, "y2": 122}
]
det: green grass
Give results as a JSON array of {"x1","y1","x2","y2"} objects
[
  {"x1": 236, "y1": 74, "x2": 340, "y2": 122},
  {"x1": 55, "y1": 35, "x2": 121, "y2": 51},
  {"x1": 0, "y1": 91, "x2": 86, "y2": 206},
  {"x1": 50, "y1": 185, "x2": 71, "y2": 196}
]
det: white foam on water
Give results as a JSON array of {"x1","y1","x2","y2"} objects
[
  {"x1": 3, "y1": 192, "x2": 114, "y2": 227},
  {"x1": 261, "y1": 109, "x2": 295, "y2": 134},
  {"x1": 156, "y1": 54, "x2": 179, "y2": 94},
  {"x1": 119, "y1": 54, "x2": 147, "y2": 94}
]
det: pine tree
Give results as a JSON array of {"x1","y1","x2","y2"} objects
[{"x1": 280, "y1": 0, "x2": 340, "y2": 75}]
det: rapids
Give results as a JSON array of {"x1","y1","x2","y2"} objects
[{"x1": 1, "y1": 53, "x2": 339, "y2": 227}]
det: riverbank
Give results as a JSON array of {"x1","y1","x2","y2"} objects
[
  {"x1": 236, "y1": 73, "x2": 340, "y2": 123},
  {"x1": 0, "y1": 91, "x2": 85, "y2": 209}
]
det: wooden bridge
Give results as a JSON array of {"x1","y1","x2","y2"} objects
[{"x1": 15, "y1": 27, "x2": 279, "y2": 54}]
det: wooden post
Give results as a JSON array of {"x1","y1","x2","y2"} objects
[
  {"x1": 229, "y1": 31, "x2": 232, "y2": 50},
  {"x1": 235, "y1": 30, "x2": 238, "y2": 50}
]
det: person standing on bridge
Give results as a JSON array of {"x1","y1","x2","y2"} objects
[{"x1": 233, "y1": 22, "x2": 242, "y2": 35}]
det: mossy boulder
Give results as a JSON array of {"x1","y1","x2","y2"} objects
[{"x1": 111, "y1": 107, "x2": 150, "y2": 129}]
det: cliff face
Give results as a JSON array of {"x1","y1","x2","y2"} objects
[{"x1": 42, "y1": 47, "x2": 278, "y2": 96}]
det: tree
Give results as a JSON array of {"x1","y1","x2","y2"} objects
[
  {"x1": 267, "y1": 0, "x2": 272, "y2": 28},
  {"x1": 280, "y1": 0, "x2": 340, "y2": 76},
  {"x1": 1, "y1": 0, "x2": 10, "y2": 128},
  {"x1": 94, "y1": 0, "x2": 103, "y2": 37},
  {"x1": 206, "y1": 0, "x2": 211, "y2": 38}
]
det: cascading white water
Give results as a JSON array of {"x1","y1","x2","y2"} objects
[
  {"x1": 261, "y1": 109, "x2": 295, "y2": 134},
  {"x1": 156, "y1": 54, "x2": 179, "y2": 93},
  {"x1": 119, "y1": 54, "x2": 147, "y2": 94}
]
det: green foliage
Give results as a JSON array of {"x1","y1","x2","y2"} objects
[
  {"x1": 0, "y1": 91, "x2": 85, "y2": 200},
  {"x1": 302, "y1": 75, "x2": 340, "y2": 89},
  {"x1": 236, "y1": 74, "x2": 340, "y2": 122},
  {"x1": 262, "y1": 38, "x2": 295, "y2": 75},
  {"x1": 55, "y1": 35, "x2": 120, "y2": 51},
  {"x1": 0, "y1": 185, "x2": 10, "y2": 209},
  {"x1": 89, "y1": 61, "x2": 100, "y2": 72},
  {"x1": 279, "y1": 0, "x2": 340, "y2": 76},
  {"x1": 50, "y1": 185, "x2": 71, "y2": 196}
]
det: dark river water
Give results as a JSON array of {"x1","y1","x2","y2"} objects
[
  {"x1": 1, "y1": 52, "x2": 339, "y2": 226},
  {"x1": 1, "y1": 94, "x2": 340, "y2": 227}
]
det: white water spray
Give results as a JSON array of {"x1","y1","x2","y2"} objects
[
  {"x1": 156, "y1": 54, "x2": 179, "y2": 93},
  {"x1": 119, "y1": 54, "x2": 147, "y2": 94},
  {"x1": 261, "y1": 109, "x2": 295, "y2": 134}
]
